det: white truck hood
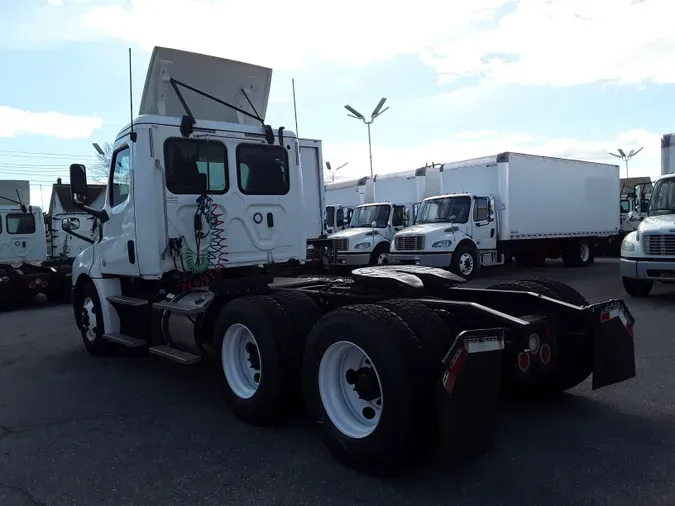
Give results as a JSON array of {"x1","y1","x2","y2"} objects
[
  {"x1": 329, "y1": 228, "x2": 375, "y2": 240},
  {"x1": 396, "y1": 223, "x2": 451, "y2": 236},
  {"x1": 638, "y1": 214, "x2": 675, "y2": 234}
]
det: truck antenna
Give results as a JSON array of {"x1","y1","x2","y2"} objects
[
  {"x1": 128, "y1": 48, "x2": 137, "y2": 143},
  {"x1": 292, "y1": 78, "x2": 299, "y2": 137}
]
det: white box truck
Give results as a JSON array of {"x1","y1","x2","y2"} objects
[
  {"x1": 327, "y1": 166, "x2": 442, "y2": 267},
  {"x1": 324, "y1": 177, "x2": 374, "y2": 234},
  {"x1": 390, "y1": 152, "x2": 620, "y2": 279}
]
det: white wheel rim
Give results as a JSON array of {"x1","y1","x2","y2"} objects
[
  {"x1": 222, "y1": 323, "x2": 261, "y2": 399},
  {"x1": 459, "y1": 252, "x2": 474, "y2": 275},
  {"x1": 318, "y1": 341, "x2": 383, "y2": 439},
  {"x1": 377, "y1": 253, "x2": 388, "y2": 265},
  {"x1": 580, "y1": 243, "x2": 590, "y2": 262},
  {"x1": 82, "y1": 297, "x2": 97, "y2": 342}
]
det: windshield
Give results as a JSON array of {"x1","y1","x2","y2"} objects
[
  {"x1": 416, "y1": 196, "x2": 471, "y2": 224},
  {"x1": 649, "y1": 178, "x2": 675, "y2": 216},
  {"x1": 350, "y1": 205, "x2": 390, "y2": 228},
  {"x1": 326, "y1": 206, "x2": 335, "y2": 226}
]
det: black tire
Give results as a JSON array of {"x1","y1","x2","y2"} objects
[
  {"x1": 562, "y1": 239, "x2": 594, "y2": 267},
  {"x1": 303, "y1": 304, "x2": 425, "y2": 475},
  {"x1": 522, "y1": 277, "x2": 589, "y2": 306},
  {"x1": 75, "y1": 282, "x2": 111, "y2": 356},
  {"x1": 213, "y1": 295, "x2": 299, "y2": 426},
  {"x1": 622, "y1": 277, "x2": 653, "y2": 298},
  {"x1": 377, "y1": 299, "x2": 453, "y2": 376},
  {"x1": 487, "y1": 280, "x2": 592, "y2": 396},
  {"x1": 270, "y1": 291, "x2": 322, "y2": 345},
  {"x1": 450, "y1": 242, "x2": 478, "y2": 280},
  {"x1": 369, "y1": 242, "x2": 390, "y2": 265}
]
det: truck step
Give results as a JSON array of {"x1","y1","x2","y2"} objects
[
  {"x1": 103, "y1": 332, "x2": 147, "y2": 348},
  {"x1": 148, "y1": 345, "x2": 201, "y2": 364},
  {"x1": 152, "y1": 299, "x2": 209, "y2": 315},
  {"x1": 107, "y1": 295, "x2": 148, "y2": 307}
]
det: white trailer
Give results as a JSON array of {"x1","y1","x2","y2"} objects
[
  {"x1": 0, "y1": 181, "x2": 71, "y2": 307},
  {"x1": 327, "y1": 166, "x2": 442, "y2": 267},
  {"x1": 64, "y1": 46, "x2": 637, "y2": 477},
  {"x1": 620, "y1": 133, "x2": 675, "y2": 297},
  {"x1": 324, "y1": 177, "x2": 373, "y2": 234},
  {"x1": 390, "y1": 152, "x2": 620, "y2": 279}
]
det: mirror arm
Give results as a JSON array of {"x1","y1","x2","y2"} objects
[
  {"x1": 73, "y1": 201, "x2": 109, "y2": 223},
  {"x1": 63, "y1": 228, "x2": 95, "y2": 244}
]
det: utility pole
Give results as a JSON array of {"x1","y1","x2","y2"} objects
[{"x1": 609, "y1": 147, "x2": 644, "y2": 178}]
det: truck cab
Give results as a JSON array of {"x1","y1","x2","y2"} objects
[
  {"x1": 620, "y1": 173, "x2": 675, "y2": 297},
  {"x1": 327, "y1": 201, "x2": 410, "y2": 266},
  {"x1": 390, "y1": 193, "x2": 498, "y2": 279}
]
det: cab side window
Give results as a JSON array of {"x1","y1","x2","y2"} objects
[
  {"x1": 392, "y1": 205, "x2": 406, "y2": 227},
  {"x1": 336, "y1": 208, "x2": 345, "y2": 227},
  {"x1": 110, "y1": 147, "x2": 131, "y2": 208},
  {"x1": 473, "y1": 197, "x2": 489, "y2": 222}
]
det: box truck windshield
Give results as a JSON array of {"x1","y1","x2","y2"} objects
[
  {"x1": 416, "y1": 196, "x2": 470, "y2": 224},
  {"x1": 351, "y1": 205, "x2": 390, "y2": 228}
]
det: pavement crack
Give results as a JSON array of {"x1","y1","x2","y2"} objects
[{"x1": 0, "y1": 481, "x2": 46, "y2": 506}]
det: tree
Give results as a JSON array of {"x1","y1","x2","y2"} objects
[{"x1": 90, "y1": 142, "x2": 114, "y2": 182}]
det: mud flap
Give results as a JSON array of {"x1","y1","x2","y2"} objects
[
  {"x1": 590, "y1": 300, "x2": 636, "y2": 390},
  {"x1": 435, "y1": 328, "x2": 505, "y2": 470}
]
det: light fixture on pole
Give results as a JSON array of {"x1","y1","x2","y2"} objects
[
  {"x1": 344, "y1": 98, "x2": 389, "y2": 178},
  {"x1": 609, "y1": 147, "x2": 643, "y2": 178},
  {"x1": 92, "y1": 142, "x2": 105, "y2": 156},
  {"x1": 325, "y1": 161, "x2": 348, "y2": 182}
]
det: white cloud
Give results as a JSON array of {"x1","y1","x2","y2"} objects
[
  {"x1": 324, "y1": 128, "x2": 662, "y2": 182},
  {"x1": 73, "y1": 0, "x2": 675, "y2": 87},
  {"x1": 0, "y1": 106, "x2": 103, "y2": 139}
]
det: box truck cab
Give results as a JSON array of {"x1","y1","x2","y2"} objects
[
  {"x1": 328, "y1": 201, "x2": 410, "y2": 266},
  {"x1": 391, "y1": 193, "x2": 498, "y2": 278},
  {"x1": 325, "y1": 204, "x2": 354, "y2": 234}
]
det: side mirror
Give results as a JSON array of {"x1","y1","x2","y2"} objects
[
  {"x1": 627, "y1": 210, "x2": 640, "y2": 222},
  {"x1": 640, "y1": 200, "x2": 650, "y2": 214},
  {"x1": 371, "y1": 220, "x2": 377, "y2": 228},
  {"x1": 69, "y1": 164, "x2": 89, "y2": 205},
  {"x1": 61, "y1": 217, "x2": 80, "y2": 231}
]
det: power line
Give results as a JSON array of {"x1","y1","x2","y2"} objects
[{"x1": 0, "y1": 148, "x2": 99, "y2": 159}]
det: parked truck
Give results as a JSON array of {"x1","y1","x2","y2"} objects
[
  {"x1": 64, "y1": 46, "x2": 636, "y2": 476},
  {"x1": 324, "y1": 177, "x2": 374, "y2": 234},
  {"x1": 390, "y1": 153, "x2": 620, "y2": 279},
  {"x1": 620, "y1": 133, "x2": 675, "y2": 296},
  {"x1": 0, "y1": 181, "x2": 72, "y2": 307},
  {"x1": 326, "y1": 166, "x2": 442, "y2": 267}
]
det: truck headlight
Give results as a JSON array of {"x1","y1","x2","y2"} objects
[
  {"x1": 354, "y1": 242, "x2": 371, "y2": 249},
  {"x1": 432, "y1": 240, "x2": 452, "y2": 248},
  {"x1": 621, "y1": 241, "x2": 635, "y2": 252}
]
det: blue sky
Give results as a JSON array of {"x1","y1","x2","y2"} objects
[{"x1": 1, "y1": 0, "x2": 673, "y2": 207}]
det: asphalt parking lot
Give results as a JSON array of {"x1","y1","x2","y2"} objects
[{"x1": 1, "y1": 259, "x2": 674, "y2": 506}]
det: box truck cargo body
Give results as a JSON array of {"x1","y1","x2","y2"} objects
[{"x1": 390, "y1": 152, "x2": 620, "y2": 279}]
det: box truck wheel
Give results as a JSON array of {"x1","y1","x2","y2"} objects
[
  {"x1": 214, "y1": 295, "x2": 299, "y2": 426},
  {"x1": 562, "y1": 239, "x2": 594, "y2": 267},
  {"x1": 369, "y1": 242, "x2": 390, "y2": 265},
  {"x1": 622, "y1": 277, "x2": 653, "y2": 298},
  {"x1": 75, "y1": 282, "x2": 112, "y2": 356},
  {"x1": 303, "y1": 304, "x2": 425, "y2": 475},
  {"x1": 450, "y1": 243, "x2": 478, "y2": 280}
]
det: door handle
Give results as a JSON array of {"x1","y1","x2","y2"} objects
[
  {"x1": 22, "y1": 241, "x2": 26, "y2": 247},
  {"x1": 267, "y1": 212, "x2": 274, "y2": 227}
]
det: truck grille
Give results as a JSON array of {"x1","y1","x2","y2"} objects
[
  {"x1": 645, "y1": 234, "x2": 675, "y2": 256},
  {"x1": 333, "y1": 238, "x2": 349, "y2": 251},
  {"x1": 395, "y1": 235, "x2": 425, "y2": 251}
]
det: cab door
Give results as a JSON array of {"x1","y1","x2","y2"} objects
[
  {"x1": 471, "y1": 196, "x2": 497, "y2": 250},
  {"x1": 96, "y1": 142, "x2": 141, "y2": 276}
]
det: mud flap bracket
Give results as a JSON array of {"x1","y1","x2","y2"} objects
[
  {"x1": 591, "y1": 301, "x2": 636, "y2": 390},
  {"x1": 435, "y1": 328, "x2": 505, "y2": 470}
]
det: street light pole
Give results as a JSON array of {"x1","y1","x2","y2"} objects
[
  {"x1": 344, "y1": 98, "x2": 389, "y2": 178},
  {"x1": 609, "y1": 147, "x2": 644, "y2": 178}
]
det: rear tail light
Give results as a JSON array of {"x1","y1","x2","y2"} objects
[
  {"x1": 539, "y1": 344, "x2": 551, "y2": 365},
  {"x1": 517, "y1": 351, "x2": 530, "y2": 372}
]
